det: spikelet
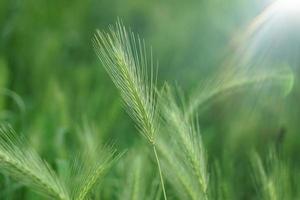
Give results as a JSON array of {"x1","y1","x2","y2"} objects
[
  {"x1": 0, "y1": 124, "x2": 69, "y2": 200},
  {"x1": 93, "y1": 20, "x2": 157, "y2": 144}
]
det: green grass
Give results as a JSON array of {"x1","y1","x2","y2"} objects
[
  {"x1": 0, "y1": 19, "x2": 298, "y2": 199},
  {"x1": 1, "y1": 1, "x2": 300, "y2": 199}
]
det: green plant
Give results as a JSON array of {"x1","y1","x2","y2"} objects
[
  {"x1": 93, "y1": 20, "x2": 167, "y2": 200},
  {"x1": 0, "y1": 14, "x2": 297, "y2": 199},
  {"x1": 0, "y1": 125, "x2": 69, "y2": 199},
  {"x1": 116, "y1": 149, "x2": 162, "y2": 200},
  {"x1": 92, "y1": 19, "x2": 296, "y2": 200},
  {"x1": 187, "y1": 66, "x2": 294, "y2": 116},
  {"x1": 158, "y1": 86, "x2": 209, "y2": 200},
  {"x1": 251, "y1": 150, "x2": 293, "y2": 200},
  {"x1": 0, "y1": 124, "x2": 121, "y2": 200}
]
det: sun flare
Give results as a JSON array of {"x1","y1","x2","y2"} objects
[{"x1": 273, "y1": 0, "x2": 300, "y2": 14}]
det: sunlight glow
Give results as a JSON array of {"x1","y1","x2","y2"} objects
[
  {"x1": 272, "y1": 0, "x2": 300, "y2": 14},
  {"x1": 241, "y1": 0, "x2": 300, "y2": 40}
]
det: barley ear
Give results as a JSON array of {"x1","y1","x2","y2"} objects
[
  {"x1": 0, "y1": 124, "x2": 69, "y2": 200},
  {"x1": 93, "y1": 19, "x2": 167, "y2": 200}
]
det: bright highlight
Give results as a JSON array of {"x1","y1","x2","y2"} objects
[{"x1": 272, "y1": 0, "x2": 300, "y2": 14}]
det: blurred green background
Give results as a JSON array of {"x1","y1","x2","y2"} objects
[{"x1": 0, "y1": 0, "x2": 300, "y2": 199}]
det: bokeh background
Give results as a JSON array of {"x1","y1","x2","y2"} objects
[{"x1": 0, "y1": 0, "x2": 300, "y2": 199}]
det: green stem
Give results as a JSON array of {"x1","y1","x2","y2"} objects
[{"x1": 152, "y1": 145, "x2": 168, "y2": 200}]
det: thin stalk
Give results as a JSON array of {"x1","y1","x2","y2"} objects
[{"x1": 152, "y1": 145, "x2": 167, "y2": 200}]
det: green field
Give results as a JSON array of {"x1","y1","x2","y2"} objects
[{"x1": 0, "y1": 0, "x2": 300, "y2": 199}]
